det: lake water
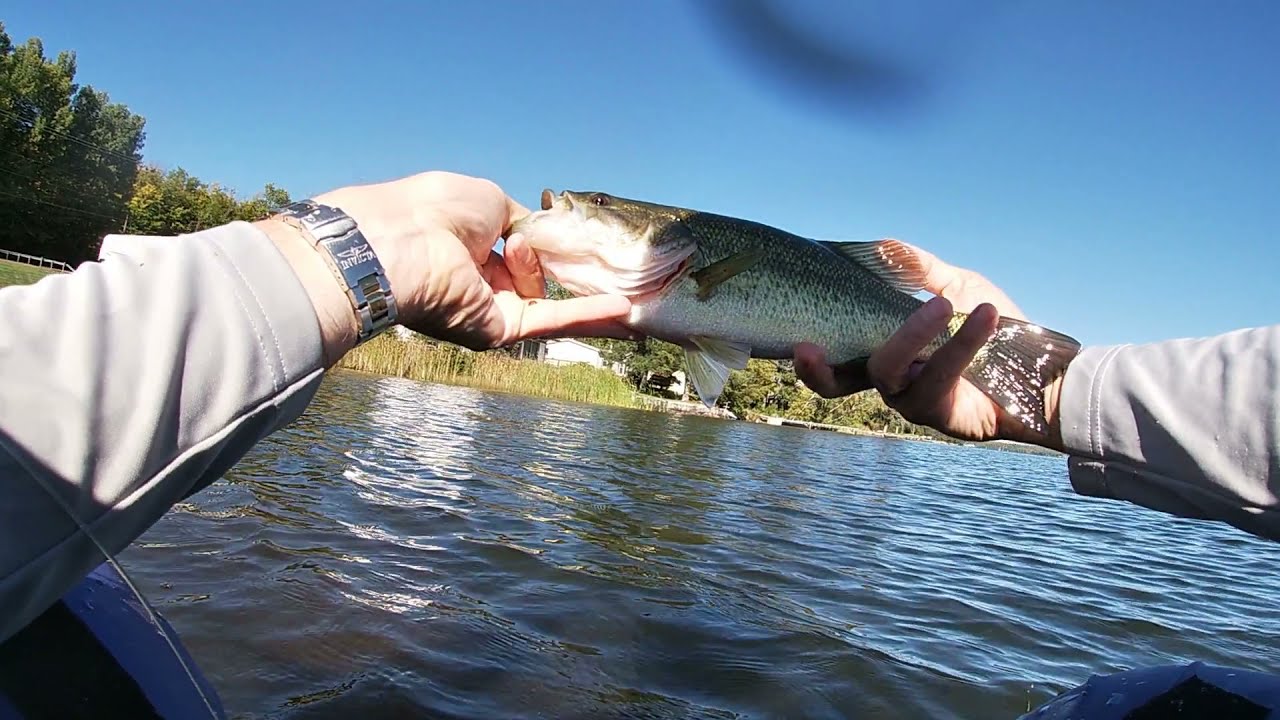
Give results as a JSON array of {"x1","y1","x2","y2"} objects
[{"x1": 119, "y1": 370, "x2": 1280, "y2": 719}]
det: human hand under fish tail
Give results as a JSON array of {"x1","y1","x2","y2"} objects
[{"x1": 509, "y1": 189, "x2": 1080, "y2": 450}]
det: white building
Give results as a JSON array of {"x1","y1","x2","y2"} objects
[
  {"x1": 669, "y1": 370, "x2": 687, "y2": 398},
  {"x1": 545, "y1": 338, "x2": 605, "y2": 368},
  {"x1": 514, "y1": 338, "x2": 606, "y2": 369}
]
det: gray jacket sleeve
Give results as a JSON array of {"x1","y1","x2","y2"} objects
[
  {"x1": 1058, "y1": 324, "x2": 1280, "y2": 541},
  {"x1": 0, "y1": 221, "x2": 327, "y2": 643}
]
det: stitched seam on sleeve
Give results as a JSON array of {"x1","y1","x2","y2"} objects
[
  {"x1": 208, "y1": 244, "x2": 280, "y2": 392},
  {"x1": 0, "y1": 368, "x2": 323, "y2": 594},
  {"x1": 219, "y1": 248, "x2": 288, "y2": 384},
  {"x1": 1089, "y1": 345, "x2": 1125, "y2": 459}
]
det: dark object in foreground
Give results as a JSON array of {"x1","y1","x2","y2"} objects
[
  {"x1": 1021, "y1": 661, "x2": 1279, "y2": 719},
  {"x1": 0, "y1": 562, "x2": 224, "y2": 719}
]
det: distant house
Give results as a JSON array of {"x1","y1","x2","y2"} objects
[
  {"x1": 513, "y1": 338, "x2": 606, "y2": 369},
  {"x1": 670, "y1": 370, "x2": 687, "y2": 398}
]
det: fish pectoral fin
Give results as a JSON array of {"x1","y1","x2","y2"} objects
[
  {"x1": 685, "y1": 336, "x2": 751, "y2": 408},
  {"x1": 690, "y1": 246, "x2": 765, "y2": 300},
  {"x1": 819, "y1": 239, "x2": 927, "y2": 294}
]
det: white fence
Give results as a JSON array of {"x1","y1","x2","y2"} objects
[{"x1": 0, "y1": 248, "x2": 72, "y2": 272}]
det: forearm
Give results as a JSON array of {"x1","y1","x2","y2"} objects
[
  {"x1": 1055, "y1": 325, "x2": 1280, "y2": 540},
  {"x1": 0, "y1": 221, "x2": 339, "y2": 642}
]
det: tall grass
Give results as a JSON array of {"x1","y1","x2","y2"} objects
[{"x1": 339, "y1": 334, "x2": 640, "y2": 408}]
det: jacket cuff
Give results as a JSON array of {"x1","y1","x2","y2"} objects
[
  {"x1": 100, "y1": 221, "x2": 325, "y2": 383},
  {"x1": 1057, "y1": 344, "x2": 1124, "y2": 462}
]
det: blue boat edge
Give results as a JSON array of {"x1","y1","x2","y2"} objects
[{"x1": 0, "y1": 561, "x2": 225, "y2": 719}]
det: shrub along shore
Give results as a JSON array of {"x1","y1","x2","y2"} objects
[{"x1": 339, "y1": 334, "x2": 1063, "y2": 456}]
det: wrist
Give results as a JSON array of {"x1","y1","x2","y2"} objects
[
  {"x1": 308, "y1": 184, "x2": 450, "y2": 330},
  {"x1": 996, "y1": 374, "x2": 1066, "y2": 452},
  {"x1": 256, "y1": 218, "x2": 359, "y2": 367},
  {"x1": 1041, "y1": 374, "x2": 1065, "y2": 452},
  {"x1": 311, "y1": 186, "x2": 431, "y2": 329}
]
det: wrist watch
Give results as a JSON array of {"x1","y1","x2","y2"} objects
[{"x1": 276, "y1": 200, "x2": 398, "y2": 343}]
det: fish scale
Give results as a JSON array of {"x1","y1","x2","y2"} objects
[
  {"x1": 511, "y1": 189, "x2": 1080, "y2": 434},
  {"x1": 631, "y1": 212, "x2": 937, "y2": 362}
]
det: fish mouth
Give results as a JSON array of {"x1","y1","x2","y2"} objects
[
  {"x1": 511, "y1": 189, "x2": 566, "y2": 236},
  {"x1": 517, "y1": 187, "x2": 695, "y2": 300},
  {"x1": 539, "y1": 188, "x2": 577, "y2": 214}
]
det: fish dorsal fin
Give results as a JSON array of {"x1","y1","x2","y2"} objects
[
  {"x1": 819, "y1": 239, "x2": 928, "y2": 294},
  {"x1": 685, "y1": 335, "x2": 751, "y2": 408},
  {"x1": 690, "y1": 246, "x2": 765, "y2": 300}
]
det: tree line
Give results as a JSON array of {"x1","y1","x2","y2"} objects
[{"x1": 0, "y1": 23, "x2": 289, "y2": 264}]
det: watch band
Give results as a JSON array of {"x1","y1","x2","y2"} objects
[{"x1": 276, "y1": 200, "x2": 398, "y2": 343}]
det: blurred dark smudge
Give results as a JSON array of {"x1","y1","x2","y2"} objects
[{"x1": 694, "y1": 0, "x2": 1009, "y2": 124}]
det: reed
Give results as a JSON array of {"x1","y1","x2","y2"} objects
[{"x1": 339, "y1": 334, "x2": 640, "y2": 408}]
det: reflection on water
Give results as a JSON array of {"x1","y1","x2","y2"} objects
[{"x1": 122, "y1": 370, "x2": 1280, "y2": 719}]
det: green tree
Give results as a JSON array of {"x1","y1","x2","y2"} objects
[
  {"x1": 601, "y1": 338, "x2": 685, "y2": 396},
  {"x1": 126, "y1": 165, "x2": 290, "y2": 235},
  {"x1": 0, "y1": 23, "x2": 145, "y2": 263},
  {"x1": 718, "y1": 358, "x2": 804, "y2": 418},
  {"x1": 233, "y1": 182, "x2": 292, "y2": 222}
]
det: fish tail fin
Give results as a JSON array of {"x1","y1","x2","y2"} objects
[{"x1": 955, "y1": 314, "x2": 1082, "y2": 434}]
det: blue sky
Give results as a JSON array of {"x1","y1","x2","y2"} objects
[{"x1": 7, "y1": 1, "x2": 1276, "y2": 347}]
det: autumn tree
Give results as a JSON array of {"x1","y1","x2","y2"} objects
[{"x1": 125, "y1": 165, "x2": 291, "y2": 236}]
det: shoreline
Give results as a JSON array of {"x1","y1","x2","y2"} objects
[{"x1": 336, "y1": 337, "x2": 1061, "y2": 458}]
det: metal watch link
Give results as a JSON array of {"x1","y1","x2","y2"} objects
[{"x1": 276, "y1": 200, "x2": 398, "y2": 343}]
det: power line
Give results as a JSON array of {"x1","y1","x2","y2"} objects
[
  {"x1": 0, "y1": 187, "x2": 124, "y2": 223},
  {"x1": 0, "y1": 164, "x2": 132, "y2": 206},
  {"x1": 0, "y1": 107, "x2": 140, "y2": 165},
  {"x1": 0, "y1": 161, "x2": 41, "y2": 184},
  {"x1": 0, "y1": 106, "x2": 139, "y2": 164},
  {"x1": 0, "y1": 166, "x2": 133, "y2": 223}
]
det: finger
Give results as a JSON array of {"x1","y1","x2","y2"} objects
[
  {"x1": 793, "y1": 342, "x2": 871, "y2": 398},
  {"x1": 908, "y1": 302, "x2": 999, "y2": 402},
  {"x1": 502, "y1": 233, "x2": 547, "y2": 299},
  {"x1": 909, "y1": 242, "x2": 1026, "y2": 319},
  {"x1": 905, "y1": 243, "x2": 961, "y2": 299},
  {"x1": 505, "y1": 195, "x2": 532, "y2": 234},
  {"x1": 793, "y1": 343, "x2": 841, "y2": 397},
  {"x1": 866, "y1": 296, "x2": 953, "y2": 395},
  {"x1": 480, "y1": 249, "x2": 515, "y2": 292},
  {"x1": 538, "y1": 319, "x2": 643, "y2": 342},
  {"x1": 513, "y1": 294, "x2": 632, "y2": 343}
]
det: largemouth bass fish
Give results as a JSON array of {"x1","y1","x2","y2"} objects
[{"x1": 510, "y1": 189, "x2": 1081, "y2": 433}]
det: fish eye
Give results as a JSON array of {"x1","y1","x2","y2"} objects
[{"x1": 590, "y1": 193, "x2": 610, "y2": 207}]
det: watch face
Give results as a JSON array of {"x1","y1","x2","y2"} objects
[
  {"x1": 281, "y1": 200, "x2": 318, "y2": 216},
  {"x1": 289, "y1": 202, "x2": 357, "y2": 238}
]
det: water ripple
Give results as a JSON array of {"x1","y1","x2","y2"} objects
[{"x1": 120, "y1": 371, "x2": 1280, "y2": 719}]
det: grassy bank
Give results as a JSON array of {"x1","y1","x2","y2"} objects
[
  {"x1": 0, "y1": 260, "x2": 57, "y2": 288},
  {"x1": 339, "y1": 333, "x2": 641, "y2": 408}
]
